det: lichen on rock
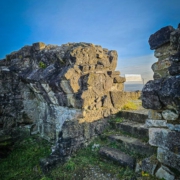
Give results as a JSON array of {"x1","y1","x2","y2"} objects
[{"x1": 142, "y1": 24, "x2": 180, "y2": 179}]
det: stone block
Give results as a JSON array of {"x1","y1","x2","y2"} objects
[
  {"x1": 170, "y1": 52, "x2": 180, "y2": 62},
  {"x1": 149, "y1": 128, "x2": 180, "y2": 153},
  {"x1": 145, "y1": 119, "x2": 167, "y2": 128},
  {"x1": 110, "y1": 91, "x2": 126, "y2": 109},
  {"x1": 162, "y1": 109, "x2": 179, "y2": 120},
  {"x1": 99, "y1": 147, "x2": 136, "y2": 169},
  {"x1": 141, "y1": 156, "x2": 158, "y2": 175},
  {"x1": 157, "y1": 148, "x2": 180, "y2": 172},
  {"x1": 149, "y1": 26, "x2": 174, "y2": 50},
  {"x1": 170, "y1": 29, "x2": 180, "y2": 51},
  {"x1": 113, "y1": 76, "x2": 126, "y2": 83},
  {"x1": 32, "y1": 42, "x2": 46, "y2": 51},
  {"x1": 154, "y1": 43, "x2": 170, "y2": 58},
  {"x1": 166, "y1": 123, "x2": 180, "y2": 132},
  {"x1": 148, "y1": 110, "x2": 162, "y2": 120},
  {"x1": 151, "y1": 59, "x2": 171, "y2": 72},
  {"x1": 169, "y1": 61, "x2": 180, "y2": 75},
  {"x1": 142, "y1": 79, "x2": 162, "y2": 110},
  {"x1": 156, "y1": 165, "x2": 175, "y2": 180}
]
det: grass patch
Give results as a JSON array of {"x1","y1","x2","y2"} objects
[
  {"x1": 109, "y1": 116, "x2": 124, "y2": 123},
  {"x1": 0, "y1": 135, "x2": 51, "y2": 180},
  {"x1": 122, "y1": 101, "x2": 138, "y2": 110},
  {"x1": 47, "y1": 140, "x2": 136, "y2": 180},
  {"x1": 0, "y1": 134, "x2": 159, "y2": 180}
]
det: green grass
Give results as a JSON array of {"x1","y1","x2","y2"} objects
[
  {"x1": 0, "y1": 133, "x2": 159, "y2": 180},
  {"x1": 48, "y1": 140, "x2": 136, "y2": 180},
  {"x1": 0, "y1": 135, "x2": 51, "y2": 180}
]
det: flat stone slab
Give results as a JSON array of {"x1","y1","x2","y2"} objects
[
  {"x1": 149, "y1": 128, "x2": 180, "y2": 153},
  {"x1": 108, "y1": 135, "x2": 155, "y2": 156},
  {"x1": 114, "y1": 121, "x2": 149, "y2": 139},
  {"x1": 99, "y1": 146, "x2": 136, "y2": 169},
  {"x1": 141, "y1": 156, "x2": 159, "y2": 176},
  {"x1": 118, "y1": 111, "x2": 148, "y2": 123},
  {"x1": 156, "y1": 165, "x2": 175, "y2": 180},
  {"x1": 157, "y1": 147, "x2": 180, "y2": 172},
  {"x1": 145, "y1": 119, "x2": 167, "y2": 128}
]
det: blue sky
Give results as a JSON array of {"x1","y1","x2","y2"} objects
[{"x1": 1, "y1": 0, "x2": 180, "y2": 82}]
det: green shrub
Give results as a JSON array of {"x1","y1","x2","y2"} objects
[{"x1": 39, "y1": 61, "x2": 46, "y2": 69}]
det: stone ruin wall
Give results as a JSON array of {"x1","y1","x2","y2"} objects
[
  {"x1": 0, "y1": 42, "x2": 139, "y2": 167},
  {"x1": 0, "y1": 42, "x2": 129, "y2": 141},
  {"x1": 142, "y1": 25, "x2": 180, "y2": 177}
]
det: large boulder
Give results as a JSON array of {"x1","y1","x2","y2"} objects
[{"x1": 148, "y1": 26, "x2": 174, "y2": 50}]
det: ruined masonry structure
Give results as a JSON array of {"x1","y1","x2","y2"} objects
[
  {"x1": 142, "y1": 25, "x2": 180, "y2": 179},
  {"x1": 0, "y1": 42, "x2": 129, "y2": 167}
]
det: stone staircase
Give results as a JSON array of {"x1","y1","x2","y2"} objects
[{"x1": 98, "y1": 111, "x2": 157, "y2": 172}]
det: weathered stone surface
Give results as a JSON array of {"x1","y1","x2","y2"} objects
[
  {"x1": 0, "y1": 42, "x2": 130, "y2": 170},
  {"x1": 32, "y1": 42, "x2": 46, "y2": 51},
  {"x1": 148, "y1": 110, "x2": 162, "y2": 120},
  {"x1": 118, "y1": 111, "x2": 148, "y2": 123},
  {"x1": 99, "y1": 146, "x2": 136, "y2": 169},
  {"x1": 142, "y1": 80, "x2": 162, "y2": 110},
  {"x1": 158, "y1": 76, "x2": 180, "y2": 112},
  {"x1": 151, "y1": 59, "x2": 171, "y2": 79},
  {"x1": 166, "y1": 123, "x2": 180, "y2": 132},
  {"x1": 170, "y1": 52, "x2": 180, "y2": 62},
  {"x1": 162, "y1": 109, "x2": 179, "y2": 120},
  {"x1": 142, "y1": 76, "x2": 180, "y2": 112},
  {"x1": 108, "y1": 135, "x2": 155, "y2": 156},
  {"x1": 110, "y1": 91, "x2": 126, "y2": 109},
  {"x1": 151, "y1": 59, "x2": 170, "y2": 71},
  {"x1": 0, "y1": 42, "x2": 128, "y2": 136},
  {"x1": 170, "y1": 29, "x2": 180, "y2": 51},
  {"x1": 155, "y1": 165, "x2": 175, "y2": 180},
  {"x1": 157, "y1": 148, "x2": 180, "y2": 172},
  {"x1": 149, "y1": 26, "x2": 174, "y2": 50},
  {"x1": 143, "y1": 24, "x2": 180, "y2": 178},
  {"x1": 141, "y1": 156, "x2": 158, "y2": 176},
  {"x1": 169, "y1": 61, "x2": 180, "y2": 75},
  {"x1": 115, "y1": 121, "x2": 149, "y2": 139},
  {"x1": 145, "y1": 119, "x2": 167, "y2": 128},
  {"x1": 149, "y1": 128, "x2": 180, "y2": 153},
  {"x1": 154, "y1": 43, "x2": 170, "y2": 58}
]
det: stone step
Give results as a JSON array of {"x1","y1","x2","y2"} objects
[
  {"x1": 114, "y1": 121, "x2": 149, "y2": 139},
  {"x1": 99, "y1": 146, "x2": 136, "y2": 169},
  {"x1": 117, "y1": 111, "x2": 148, "y2": 123},
  {"x1": 107, "y1": 135, "x2": 155, "y2": 157}
]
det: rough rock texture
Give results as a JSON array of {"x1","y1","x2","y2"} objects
[
  {"x1": 142, "y1": 24, "x2": 180, "y2": 179},
  {"x1": 0, "y1": 42, "x2": 127, "y2": 136},
  {"x1": 157, "y1": 148, "x2": 180, "y2": 171},
  {"x1": 149, "y1": 128, "x2": 180, "y2": 154},
  {"x1": 99, "y1": 146, "x2": 136, "y2": 169},
  {"x1": 162, "y1": 109, "x2": 179, "y2": 120},
  {"x1": 148, "y1": 110, "x2": 162, "y2": 120},
  {"x1": 141, "y1": 156, "x2": 158, "y2": 176},
  {"x1": 155, "y1": 165, "x2": 175, "y2": 180},
  {"x1": 0, "y1": 42, "x2": 128, "y2": 168},
  {"x1": 149, "y1": 26, "x2": 174, "y2": 50}
]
